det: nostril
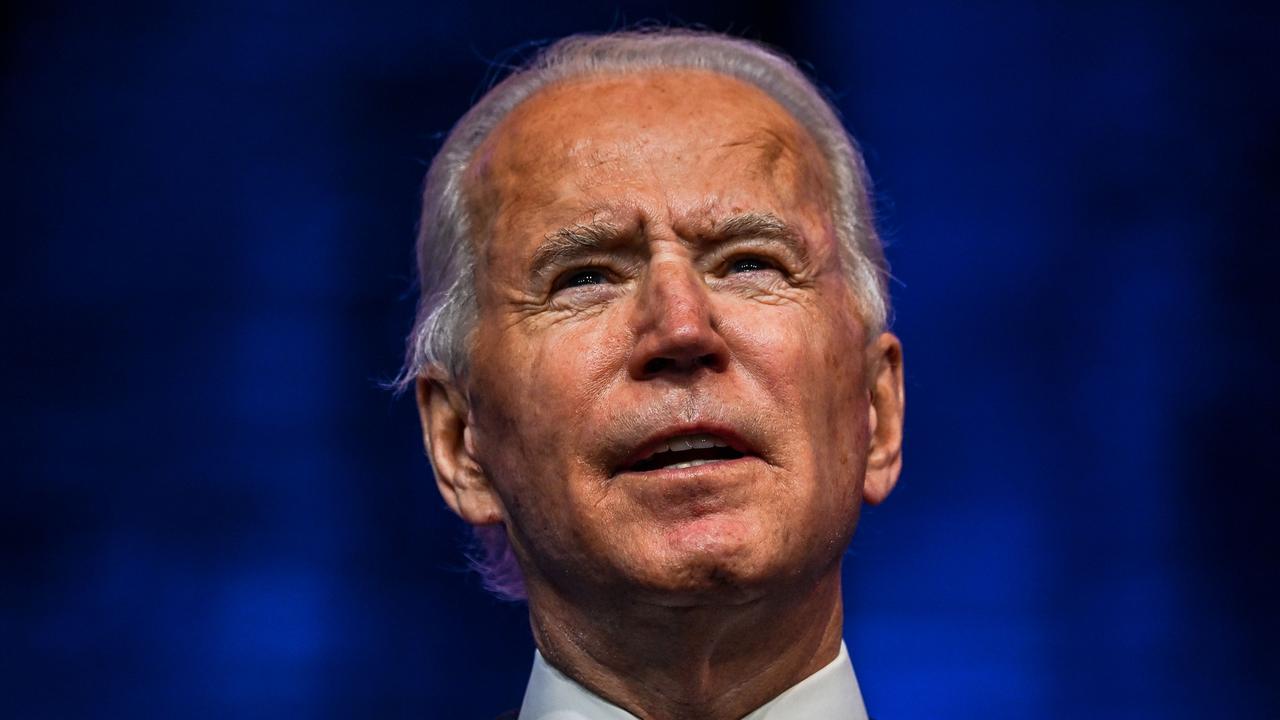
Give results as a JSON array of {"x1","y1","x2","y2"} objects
[
  {"x1": 641, "y1": 353, "x2": 722, "y2": 377},
  {"x1": 643, "y1": 357, "x2": 673, "y2": 375}
]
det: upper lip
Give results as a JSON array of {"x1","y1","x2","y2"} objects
[{"x1": 614, "y1": 423, "x2": 757, "y2": 475}]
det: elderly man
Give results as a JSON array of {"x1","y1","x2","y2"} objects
[{"x1": 403, "y1": 29, "x2": 904, "y2": 720}]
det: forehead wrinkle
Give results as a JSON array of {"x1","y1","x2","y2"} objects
[
  {"x1": 743, "y1": 126, "x2": 829, "y2": 210},
  {"x1": 466, "y1": 68, "x2": 836, "y2": 280},
  {"x1": 716, "y1": 127, "x2": 787, "y2": 175},
  {"x1": 533, "y1": 206, "x2": 813, "y2": 274}
]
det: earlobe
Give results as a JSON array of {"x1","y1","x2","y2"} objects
[
  {"x1": 862, "y1": 332, "x2": 905, "y2": 505},
  {"x1": 416, "y1": 372, "x2": 506, "y2": 526}
]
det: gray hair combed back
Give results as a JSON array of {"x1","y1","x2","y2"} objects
[
  {"x1": 399, "y1": 28, "x2": 889, "y2": 390},
  {"x1": 400, "y1": 29, "x2": 890, "y2": 601}
]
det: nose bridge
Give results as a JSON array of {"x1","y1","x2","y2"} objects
[
  {"x1": 628, "y1": 250, "x2": 728, "y2": 379},
  {"x1": 639, "y1": 254, "x2": 710, "y2": 336}
]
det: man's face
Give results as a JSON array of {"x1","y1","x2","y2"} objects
[{"x1": 434, "y1": 70, "x2": 901, "y2": 607}]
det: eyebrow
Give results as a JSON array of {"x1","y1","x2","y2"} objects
[
  {"x1": 710, "y1": 212, "x2": 810, "y2": 264},
  {"x1": 530, "y1": 221, "x2": 628, "y2": 276},
  {"x1": 528, "y1": 211, "x2": 810, "y2": 277}
]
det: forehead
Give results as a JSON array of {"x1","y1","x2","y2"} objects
[{"x1": 466, "y1": 69, "x2": 833, "y2": 246}]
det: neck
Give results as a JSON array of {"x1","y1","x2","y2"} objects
[{"x1": 526, "y1": 569, "x2": 845, "y2": 720}]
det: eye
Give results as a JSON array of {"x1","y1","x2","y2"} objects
[
  {"x1": 727, "y1": 256, "x2": 777, "y2": 274},
  {"x1": 554, "y1": 267, "x2": 610, "y2": 292}
]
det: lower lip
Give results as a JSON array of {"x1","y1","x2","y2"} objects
[{"x1": 615, "y1": 455, "x2": 761, "y2": 480}]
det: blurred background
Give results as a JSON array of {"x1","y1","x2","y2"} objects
[{"x1": 4, "y1": 1, "x2": 1277, "y2": 718}]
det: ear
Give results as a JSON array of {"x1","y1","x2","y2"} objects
[
  {"x1": 416, "y1": 371, "x2": 506, "y2": 526},
  {"x1": 863, "y1": 332, "x2": 905, "y2": 505}
]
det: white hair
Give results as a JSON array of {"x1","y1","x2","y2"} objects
[{"x1": 399, "y1": 29, "x2": 890, "y2": 600}]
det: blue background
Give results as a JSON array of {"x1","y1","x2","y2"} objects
[{"x1": 5, "y1": 1, "x2": 1277, "y2": 718}]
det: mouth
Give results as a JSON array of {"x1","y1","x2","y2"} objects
[{"x1": 618, "y1": 429, "x2": 754, "y2": 475}]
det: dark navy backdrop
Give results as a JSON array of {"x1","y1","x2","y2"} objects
[{"x1": 5, "y1": 2, "x2": 1277, "y2": 718}]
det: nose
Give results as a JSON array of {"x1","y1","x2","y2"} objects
[{"x1": 627, "y1": 259, "x2": 730, "y2": 380}]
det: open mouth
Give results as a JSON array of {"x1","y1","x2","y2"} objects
[{"x1": 626, "y1": 433, "x2": 748, "y2": 473}]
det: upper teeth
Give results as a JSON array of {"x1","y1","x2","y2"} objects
[{"x1": 650, "y1": 433, "x2": 729, "y2": 456}]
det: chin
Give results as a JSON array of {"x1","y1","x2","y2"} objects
[{"x1": 627, "y1": 515, "x2": 790, "y2": 605}]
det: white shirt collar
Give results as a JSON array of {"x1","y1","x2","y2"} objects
[{"x1": 517, "y1": 642, "x2": 868, "y2": 719}]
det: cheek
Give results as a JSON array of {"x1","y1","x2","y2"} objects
[
  {"x1": 812, "y1": 319, "x2": 872, "y2": 495},
  {"x1": 722, "y1": 299, "x2": 855, "y2": 419},
  {"x1": 524, "y1": 311, "x2": 632, "y2": 420},
  {"x1": 471, "y1": 316, "x2": 641, "y2": 574},
  {"x1": 722, "y1": 297, "x2": 870, "y2": 479},
  {"x1": 718, "y1": 303, "x2": 807, "y2": 403},
  {"x1": 472, "y1": 312, "x2": 630, "y2": 500}
]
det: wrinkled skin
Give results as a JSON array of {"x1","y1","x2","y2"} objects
[{"x1": 419, "y1": 69, "x2": 904, "y2": 719}]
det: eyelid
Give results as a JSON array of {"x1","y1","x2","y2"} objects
[
  {"x1": 550, "y1": 267, "x2": 604, "y2": 293},
  {"x1": 710, "y1": 244, "x2": 792, "y2": 276},
  {"x1": 715, "y1": 236, "x2": 798, "y2": 258},
  {"x1": 547, "y1": 258, "x2": 632, "y2": 294}
]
